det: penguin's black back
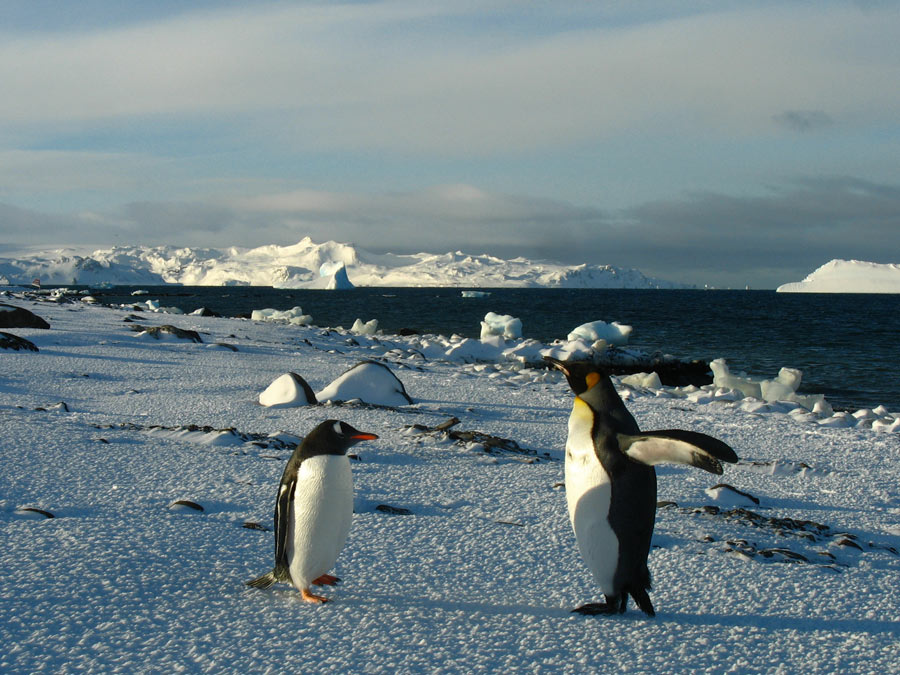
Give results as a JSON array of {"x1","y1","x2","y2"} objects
[{"x1": 584, "y1": 380, "x2": 657, "y2": 602}]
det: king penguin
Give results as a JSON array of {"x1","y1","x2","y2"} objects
[
  {"x1": 246, "y1": 419, "x2": 378, "y2": 603},
  {"x1": 545, "y1": 357, "x2": 738, "y2": 616}
]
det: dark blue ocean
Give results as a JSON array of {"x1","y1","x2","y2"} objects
[{"x1": 92, "y1": 286, "x2": 900, "y2": 411}]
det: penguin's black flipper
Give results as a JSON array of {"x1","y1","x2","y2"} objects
[{"x1": 617, "y1": 429, "x2": 737, "y2": 474}]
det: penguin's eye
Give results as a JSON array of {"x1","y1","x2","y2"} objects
[{"x1": 585, "y1": 372, "x2": 601, "y2": 389}]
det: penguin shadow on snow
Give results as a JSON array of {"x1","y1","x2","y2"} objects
[
  {"x1": 332, "y1": 588, "x2": 583, "y2": 620},
  {"x1": 653, "y1": 610, "x2": 900, "y2": 637}
]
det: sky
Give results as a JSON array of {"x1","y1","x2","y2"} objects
[{"x1": 0, "y1": 0, "x2": 898, "y2": 288}]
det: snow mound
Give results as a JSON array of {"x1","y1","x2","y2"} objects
[
  {"x1": 258, "y1": 372, "x2": 318, "y2": 407},
  {"x1": 316, "y1": 360, "x2": 414, "y2": 406},
  {"x1": 777, "y1": 259, "x2": 900, "y2": 294}
]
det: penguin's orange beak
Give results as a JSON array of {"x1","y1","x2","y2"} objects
[{"x1": 351, "y1": 432, "x2": 379, "y2": 441}]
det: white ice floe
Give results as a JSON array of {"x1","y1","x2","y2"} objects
[
  {"x1": 138, "y1": 298, "x2": 184, "y2": 314},
  {"x1": 480, "y1": 312, "x2": 522, "y2": 340},
  {"x1": 350, "y1": 318, "x2": 379, "y2": 335},
  {"x1": 710, "y1": 358, "x2": 824, "y2": 410},
  {"x1": 250, "y1": 306, "x2": 313, "y2": 326},
  {"x1": 566, "y1": 319, "x2": 632, "y2": 346}
]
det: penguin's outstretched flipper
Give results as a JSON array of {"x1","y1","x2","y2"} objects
[{"x1": 617, "y1": 429, "x2": 738, "y2": 475}]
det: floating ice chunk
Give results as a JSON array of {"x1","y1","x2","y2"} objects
[
  {"x1": 446, "y1": 335, "x2": 506, "y2": 362},
  {"x1": 759, "y1": 368, "x2": 802, "y2": 402},
  {"x1": 539, "y1": 339, "x2": 594, "y2": 363},
  {"x1": 711, "y1": 359, "x2": 824, "y2": 410},
  {"x1": 501, "y1": 339, "x2": 547, "y2": 364},
  {"x1": 258, "y1": 372, "x2": 318, "y2": 408},
  {"x1": 250, "y1": 306, "x2": 312, "y2": 326},
  {"x1": 350, "y1": 318, "x2": 379, "y2": 335},
  {"x1": 710, "y1": 359, "x2": 763, "y2": 400},
  {"x1": 480, "y1": 312, "x2": 522, "y2": 340},
  {"x1": 316, "y1": 360, "x2": 413, "y2": 406},
  {"x1": 567, "y1": 320, "x2": 632, "y2": 346},
  {"x1": 620, "y1": 372, "x2": 662, "y2": 389},
  {"x1": 461, "y1": 290, "x2": 490, "y2": 298},
  {"x1": 138, "y1": 299, "x2": 183, "y2": 314},
  {"x1": 812, "y1": 400, "x2": 834, "y2": 417}
]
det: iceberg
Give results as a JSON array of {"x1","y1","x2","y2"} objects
[{"x1": 777, "y1": 259, "x2": 900, "y2": 294}]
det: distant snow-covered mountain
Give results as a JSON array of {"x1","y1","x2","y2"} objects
[
  {"x1": 0, "y1": 237, "x2": 688, "y2": 289},
  {"x1": 777, "y1": 259, "x2": 900, "y2": 294}
]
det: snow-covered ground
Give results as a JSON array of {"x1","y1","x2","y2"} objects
[
  {"x1": 777, "y1": 259, "x2": 900, "y2": 294},
  {"x1": 3, "y1": 294, "x2": 900, "y2": 673}
]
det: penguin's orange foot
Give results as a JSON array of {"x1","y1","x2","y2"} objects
[
  {"x1": 300, "y1": 588, "x2": 330, "y2": 604},
  {"x1": 312, "y1": 574, "x2": 341, "y2": 586}
]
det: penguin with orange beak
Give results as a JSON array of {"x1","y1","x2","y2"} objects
[{"x1": 246, "y1": 419, "x2": 378, "y2": 603}]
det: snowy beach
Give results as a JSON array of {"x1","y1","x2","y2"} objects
[{"x1": 2, "y1": 293, "x2": 900, "y2": 674}]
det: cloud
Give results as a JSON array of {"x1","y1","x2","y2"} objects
[
  {"x1": 1, "y1": 3, "x2": 898, "y2": 154},
  {"x1": 773, "y1": 110, "x2": 834, "y2": 132},
  {"x1": 615, "y1": 177, "x2": 900, "y2": 286},
  {"x1": 3, "y1": 176, "x2": 899, "y2": 288}
]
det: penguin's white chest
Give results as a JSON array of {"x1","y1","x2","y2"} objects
[
  {"x1": 286, "y1": 455, "x2": 353, "y2": 590},
  {"x1": 565, "y1": 401, "x2": 618, "y2": 595}
]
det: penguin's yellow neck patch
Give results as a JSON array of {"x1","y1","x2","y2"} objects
[
  {"x1": 585, "y1": 372, "x2": 601, "y2": 390},
  {"x1": 571, "y1": 396, "x2": 594, "y2": 423}
]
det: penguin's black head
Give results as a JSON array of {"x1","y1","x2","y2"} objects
[
  {"x1": 301, "y1": 419, "x2": 379, "y2": 457},
  {"x1": 543, "y1": 356, "x2": 609, "y2": 396}
]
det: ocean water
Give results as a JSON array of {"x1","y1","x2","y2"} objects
[{"x1": 92, "y1": 286, "x2": 900, "y2": 411}]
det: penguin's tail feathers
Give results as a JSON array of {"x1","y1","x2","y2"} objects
[
  {"x1": 246, "y1": 564, "x2": 291, "y2": 589},
  {"x1": 246, "y1": 571, "x2": 277, "y2": 589}
]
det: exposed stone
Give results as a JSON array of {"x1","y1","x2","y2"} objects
[{"x1": 0, "y1": 303, "x2": 50, "y2": 329}]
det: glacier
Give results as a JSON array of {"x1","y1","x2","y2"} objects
[{"x1": 0, "y1": 237, "x2": 686, "y2": 289}]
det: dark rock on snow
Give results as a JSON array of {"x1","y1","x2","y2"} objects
[
  {"x1": 0, "y1": 303, "x2": 50, "y2": 329},
  {"x1": 0, "y1": 332, "x2": 39, "y2": 352}
]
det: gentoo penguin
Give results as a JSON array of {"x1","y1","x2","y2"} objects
[
  {"x1": 246, "y1": 419, "x2": 378, "y2": 603},
  {"x1": 545, "y1": 357, "x2": 738, "y2": 616}
]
